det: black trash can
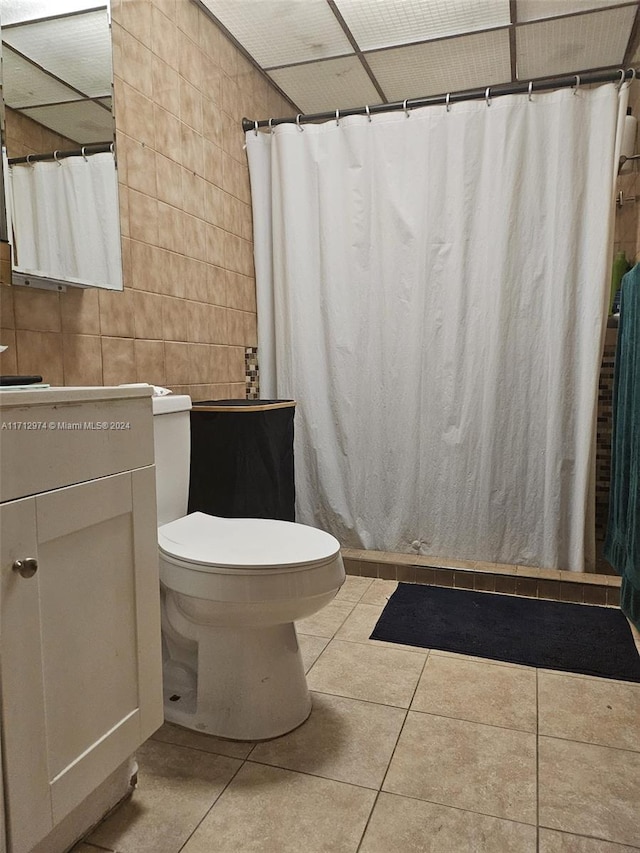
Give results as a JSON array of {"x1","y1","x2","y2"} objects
[{"x1": 188, "y1": 399, "x2": 296, "y2": 521}]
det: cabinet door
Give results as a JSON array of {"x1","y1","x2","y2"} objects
[
  {"x1": 0, "y1": 496, "x2": 50, "y2": 853},
  {"x1": 0, "y1": 468, "x2": 162, "y2": 853}
]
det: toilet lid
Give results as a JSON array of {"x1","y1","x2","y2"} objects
[{"x1": 158, "y1": 511, "x2": 340, "y2": 571}]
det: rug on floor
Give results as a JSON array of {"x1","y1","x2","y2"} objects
[{"x1": 369, "y1": 583, "x2": 640, "y2": 682}]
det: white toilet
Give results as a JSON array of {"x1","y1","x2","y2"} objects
[{"x1": 152, "y1": 394, "x2": 345, "y2": 741}]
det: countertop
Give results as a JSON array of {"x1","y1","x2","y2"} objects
[{"x1": 0, "y1": 385, "x2": 154, "y2": 409}]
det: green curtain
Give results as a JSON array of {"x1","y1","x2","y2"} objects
[{"x1": 604, "y1": 264, "x2": 640, "y2": 629}]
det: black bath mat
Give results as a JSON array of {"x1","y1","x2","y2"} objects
[{"x1": 370, "y1": 583, "x2": 640, "y2": 682}]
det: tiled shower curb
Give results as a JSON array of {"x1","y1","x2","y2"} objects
[{"x1": 340, "y1": 548, "x2": 621, "y2": 607}]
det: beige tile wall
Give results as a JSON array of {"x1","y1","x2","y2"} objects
[
  {"x1": 0, "y1": 0, "x2": 292, "y2": 398},
  {"x1": 4, "y1": 107, "x2": 77, "y2": 159}
]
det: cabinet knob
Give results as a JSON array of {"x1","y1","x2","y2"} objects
[{"x1": 12, "y1": 557, "x2": 38, "y2": 579}]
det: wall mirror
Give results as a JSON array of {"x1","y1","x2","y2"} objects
[{"x1": 0, "y1": 0, "x2": 122, "y2": 291}]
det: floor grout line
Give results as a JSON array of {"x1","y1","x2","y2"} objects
[
  {"x1": 308, "y1": 687, "x2": 411, "y2": 710},
  {"x1": 151, "y1": 735, "x2": 255, "y2": 760},
  {"x1": 402, "y1": 706, "x2": 538, "y2": 736},
  {"x1": 176, "y1": 750, "x2": 247, "y2": 853},
  {"x1": 537, "y1": 731, "x2": 640, "y2": 755},
  {"x1": 371, "y1": 788, "x2": 539, "y2": 829},
  {"x1": 242, "y1": 755, "x2": 382, "y2": 792},
  {"x1": 538, "y1": 826, "x2": 640, "y2": 851},
  {"x1": 375, "y1": 651, "x2": 429, "y2": 804},
  {"x1": 354, "y1": 790, "x2": 380, "y2": 853}
]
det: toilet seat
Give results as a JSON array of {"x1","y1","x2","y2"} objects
[{"x1": 158, "y1": 511, "x2": 340, "y2": 574}]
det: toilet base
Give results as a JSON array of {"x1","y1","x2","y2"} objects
[{"x1": 162, "y1": 620, "x2": 312, "y2": 741}]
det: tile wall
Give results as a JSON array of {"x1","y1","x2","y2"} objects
[
  {"x1": 245, "y1": 346, "x2": 259, "y2": 399},
  {"x1": 0, "y1": 0, "x2": 292, "y2": 399},
  {"x1": 4, "y1": 108, "x2": 76, "y2": 160}
]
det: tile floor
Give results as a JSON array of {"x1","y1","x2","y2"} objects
[{"x1": 76, "y1": 577, "x2": 640, "y2": 853}]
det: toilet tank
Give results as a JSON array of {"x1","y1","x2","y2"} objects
[{"x1": 152, "y1": 395, "x2": 192, "y2": 526}]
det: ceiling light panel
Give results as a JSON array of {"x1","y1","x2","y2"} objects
[
  {"x1": 335, "y1": 0, "x2": 511, "y2": 51},
  {"x1": 200, "y1": 0, "x2": 353, "y2": 68},
  {"x1": 21, "y1": 100, "x2": 114, "y2": 144},
  {"x1": 1, "y1": 46, "x2": 81, "y2": 108},
  {"x1": 516, "y1": 0, "x2": 624, "y2": 23},
  {"x1": 2, "y1": 10, "x2": 113, "y2": 98},
  {"x1": 267, "y1": 56, "x2": 381, "y2": 114},
  {"x1": 367, "y1": 29, "x2": 512, "y2": 102},
  {"x1": 517, "y1": 6, "x2": 636, "y2": 79}
]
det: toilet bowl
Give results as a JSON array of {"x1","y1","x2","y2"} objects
[{"x1": 152, "y1": 395, "x2": 345, "y2": 740}]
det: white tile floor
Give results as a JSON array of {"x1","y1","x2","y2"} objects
[{"x1": 76, "y1": 577, "x2": 640, "y2": 853}]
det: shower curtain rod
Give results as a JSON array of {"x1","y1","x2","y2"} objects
[
  {"x1": 242, "y1": 67, "x2": 637, "y2": 132},
  {"x1": 8, "y1": 141, "x2": 113, "y2": 165}
]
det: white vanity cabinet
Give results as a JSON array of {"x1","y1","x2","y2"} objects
[{"x1": 0, "y1": 387, "x2": 163, "y2": 853}]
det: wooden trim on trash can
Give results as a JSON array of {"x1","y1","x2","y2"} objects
[{"x1": 192, "y1": 401, "x2": 296, "y2": 413}]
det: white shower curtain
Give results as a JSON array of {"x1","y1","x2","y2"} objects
[
  {"x1": 247, "y1": 83, "x2": 626, "y2": 571},
  {"x1": 9, "y1": 151, "x2": 122, "y2": 289}
]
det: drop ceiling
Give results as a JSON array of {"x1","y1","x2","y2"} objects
[
  {"x1": 199, "y1": 0, "x2": 640, "y2": 116},
  {"x1": 2, "y1": 0, "x2": 639, "y2": 145},
  {"x1": 0, "y1": 2, "x2": 114, "y2": 146}
]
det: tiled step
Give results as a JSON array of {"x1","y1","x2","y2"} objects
[{"x1": 340, "y1": 548, "x2": 621, "y2": 607}]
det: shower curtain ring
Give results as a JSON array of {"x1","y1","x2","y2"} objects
[
  {"x1": 528, "y1": 81, "x2": 533, "y2": 101},
  {"x1": 365, "y1": 104, "x2": 371, "y2": 122},
  {"x1": 627, "y1": 68, "x2": 637, "y2": 82},
  {"x1": 336, "y1": 109, "x2": 340, "y2": 126},
  {"x1": 617, "y1": 69, "x2": 626, "y2": 90},
  {"x1": 254, "y1": 120, "x2": 259, "y2": 136},
  {"x1": 26, "y1": 154, "x2": 33, "y2": 166},
  {"x1": 573, "y1": 75, "x2": 581, "y2": 94},
  {"x1": 53, "y1": 150, "x2": 62, "y2": 165},
  {"x1": 403, "y1": 99, "x2": 410, "y2": 117},
  {"x1": 446, "y1": 93, "x2": 451, "y2": 112},
  {"x1": 295, "y1": 113, "x2": 304, "y2": 131},
  {"x1": 268, "y1": 118, "x2": 274, "y2": 133},
  {"x1": 485, "y1": 87, "x2": 491, "y2": 107},
  {"x1": 81, "y1": 146, "x2": 88, "y2": 160}
]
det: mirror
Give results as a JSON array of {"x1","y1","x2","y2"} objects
[
  {"x1": 0, "y1": 0, "x2": 122, "y2": 290},
  {"x1": 0, "y1": 14, "x2": 6, "y2": 245}
]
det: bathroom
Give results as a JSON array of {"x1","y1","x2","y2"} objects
[{"x1": 1, "y1": 0, "x2": 640, "y2": 851}]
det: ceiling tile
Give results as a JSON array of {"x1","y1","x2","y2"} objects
[
  {"x1": 2, "y1": 10, "x2": 112, "y2": 98},
  {"x1": 366, "y1": 29, "x2": 512, "y2": 102},
  {"x1": 516, "y1": 6, "x2": 636, "y2": 79},
  {"x1": 0, "y1": 0, "x2": 99, "y2": 26},
  {"x1": 267, "y1": 56, "x2": 381, "y2": 115},
  {"x1": 2, "y1": 46, "x2": 81, "y2": 108},
  {"x1": 21, "y1": 100, "x2": 114, "y2": 145},
  {"x1": 200, "y1": 0, "x2": 353, "y2": 68},
  {"x1": 336, "y1": 0, "x2": 511, "y2": 51},
  {"x1": 516, "y1": 0, "x2": 624, "y2": 23}
]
